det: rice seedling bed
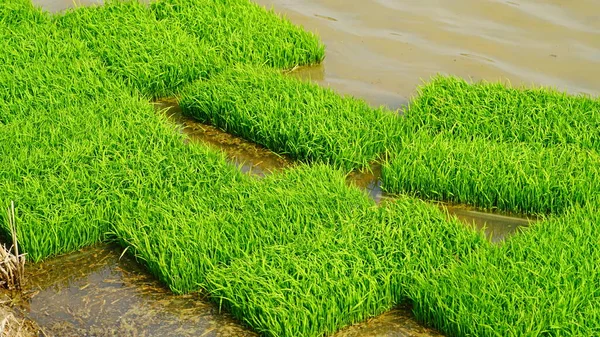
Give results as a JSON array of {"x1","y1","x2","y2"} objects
[
  {"x1": 54, "y1": 0, "x2": 224, "y2": 99},
  {"x1": 0, "y1": 0, "x2": 247, "y2": 262},
  {"x1": 179, "y1": 65, "x2": 402, "y2": 171},
  {"x1": 111, "y1": 165, "x2": 376, "y2": 293},
  {"x1": 1, "y1": 1, "x2": 132, "y2": 260},
  {"x1": 411, "y1": 202, "x2": 600, "y2": 336},
  {"x1": 381, "y1": 132, "x2": 600, "y2": 215},
  {"x1": 5, "y1": 1, "x2": 599, "y2": 336},
  {"x1": 403, "y1": 75, "x2": 600, "y2": 150},
  {"x1": 115, "y1": 164, "x2": 486, "y2": 336},
  {"x1": 151, "y1": 0, "x2": 325, "y2": 69}
]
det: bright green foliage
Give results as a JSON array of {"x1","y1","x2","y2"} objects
[
  {"x1": 0, "y1": 0, "x2": 48, "y2": 26},
  {"x1": 0, "y1": 4, "x2": 129, "y2": 259},
  {"x1": 112, "y1": 165, "x2": 376, "y2": 293},
  {"x1": 115, "y1": 165, "x2": 486, "y2": 335},
  {"x1": 152, "y1": 0, "x2": 325, "y2": 69},
  {"x1": 6, "y1": 1, "x2": 600, "y2": 336},
  {"x1": 412, "y1": 202, "x2": 600, "y2": 336},
  {"x1": 0, "y1": 1, "x2": 243, "y2": 261},
  {"x1": 404, "y1": 75, "x2": 600, "y2": 149},
  {"x1": 179, "y1": 65, "x2": 401, "y2": 171},
  {"x1": 382, "y1": 133, "x2": 600, "y2": 215},
  {"x1": 54, "y1": 0, "x2": 224, "y2": 99}
]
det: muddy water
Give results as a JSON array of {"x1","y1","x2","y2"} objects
[
  {"x1": 8, "y1": 244, "x2": 443, "y2": 337},
  {"x1": 33, "y1": 0, "x2": 600, "y2": 108},
  {"x1": 32, "y1": 0, "x2": 104, "y2": 12},
  {"x1": 257, "y1": 0, "x2": 600, "y2": 108},
  {"x1": 16, "y1": 245, "x2": 256, "y2": 337},
  {"x1": 154, "y1": 99, "x2": 292, "y2": 176}
]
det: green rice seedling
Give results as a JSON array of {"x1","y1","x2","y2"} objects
[
  {"x1": 0, "y1": 1, "x2": 242, "y2": 261},
  {"x1": 404, "y1": 75, "x2": 600, "y2": 150},
  {"x1": 0, "y1": 0, "x2": 48, "y2": 26},
  {"x1": 411, "y1": 201, "x2": 600, "y2": 336},
  {"x1": 0, "y1": 3, "x2": 130, "y2": 260},
  {"x1": 0, "y1": 2, "x2": 116, "y2": 124},
  {"x1": 111, "y1": 164, "x2": 377, "y2": 293},
  {"x1": 151, "y1": 0, "x2": 325, "y2": 69},
  {"x1": 382, "y1": 132, "x2": 600, "y2": 215},
  {"x1": 205, "y1": 196, "x2": 486, "y2": 337},
  {"x1": 179, "y1": 65, "x2": 402, "y2": 171},
  {"x1": 54, "y1": 0, "x2": 224, "y2": 99}
]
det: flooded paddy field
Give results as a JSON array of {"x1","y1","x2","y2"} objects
[
  {"x1": 257, "y1": 0, "x2": 600, "y2": 108},
  {"x1": 8, "y1": 0, "x2": 600, "y2": 336},
  {"x1": 7, "y1": 99, "x2": 532, "y2": 337}
]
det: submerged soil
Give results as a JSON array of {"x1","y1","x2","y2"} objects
[{"x1": 14, "y1": 244, "x2": 256, "y2": 337}]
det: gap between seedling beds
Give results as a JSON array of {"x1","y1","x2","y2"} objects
[{"x1": 153, "y1": 99, "x2": 535, "y2": 242}]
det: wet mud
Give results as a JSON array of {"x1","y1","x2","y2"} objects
[
  {"x1": 5, "y1": 243, "x2": 446, "y2": 337},
  {"x1": 14, "y1": 244, "x2": 257, "y2": 337}
]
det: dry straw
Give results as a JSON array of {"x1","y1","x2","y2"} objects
[{"x1": 0, "y1": 202, "x2": 25, "y2": 291}]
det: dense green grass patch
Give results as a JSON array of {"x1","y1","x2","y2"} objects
[
  {"x1": 0, "y1": 0, "x2": 245, "y2": 261},
  {"x1": 382, "y1": 132, "x2": 600, "y2": 215},
  {"x1": 113, "y1": 164, "x2": 486, "y2": 336},
  {"x1": 0, "y1": 2, "x2": 131, "y2": 259},
  {"x1": 404, "y1": 75, "x2": 600, "y2": 149},
  {"x1": 179, "y1": 65, "x2": 401, "y2": 171},
  {"x1": 206, "y1": 198, "x2": 485, "y2": 337},
  {"x1": 411, "y1": 202, "x2": 600, "y2": 336},
  {"x1": 112, "y1": 165, "x2": 376, "y2": 293},
  {"x1": 7, "y1": 2, "x2": 600, "y2": 336},
  {"x1": 0, "y1": 0, "x2": 48, "y2": 26},
  {"x1": 151, "y1": 0, "x2": 325, "y2": 69},
  {"x1": 54, "y1": 0, "x2": 224, "y2": 99}
]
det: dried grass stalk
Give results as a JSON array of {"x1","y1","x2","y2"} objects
[{"x1": 0, "y1": 202, "x2": 25, "y2": 291}]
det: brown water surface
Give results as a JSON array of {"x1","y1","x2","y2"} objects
[
  {"x1": 17, "y1": 244, "x2": 256, "y2": 337},
  {"x1": 33, "y1": 0, "x2": 600, "y2": 109},
  {"x1": 257, "y1": 0, "x2": 600, "y2": 108}
]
